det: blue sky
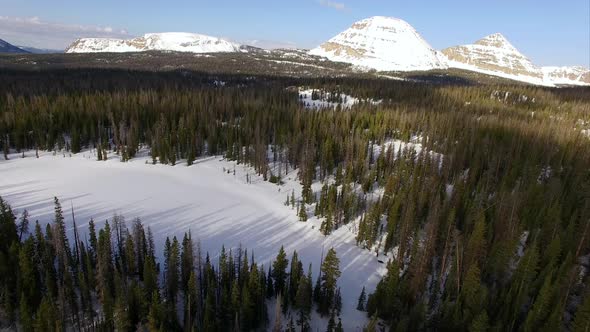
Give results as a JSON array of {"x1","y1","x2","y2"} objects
[{"x1": 1, "y1": 0, "x2": 588, "y2": 66}]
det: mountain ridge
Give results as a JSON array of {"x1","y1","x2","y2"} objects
[
  {"x1": 0, "y1": 39, "x2": 30, "y2": 54},
  {"x1": 61, "y1": 17, "x2": 589, "y2": 86},
  {"x1": 66, "y1": 32, "x2": 241, "y2": 54},
  {"x1": 442, "y1": 33, "x2": 589, "y2": 86}
]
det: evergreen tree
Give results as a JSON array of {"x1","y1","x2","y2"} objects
[
  {"x1": 319, "y1": 248, "x2": 341, "y2": 315},
  {"x1": 357, "y1": 286, "x2": 366, "y2": 311},
  {"x1": 299, "y1": 203, "x2": 308, "y2": 222},
  {"x1": 272, "y1": 246, "x2": 289, "y2": 295},
  {"x1": 289, "y1": 250, "x2": 303, "y2": 304}
]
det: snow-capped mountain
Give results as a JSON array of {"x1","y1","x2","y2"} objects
[
  {"x1": 542, "y1": 66, "x2": 590, "y2": 86},
  {"x1": 0, "y1": 39, "x2": 29, "y2": 54},
  {"x1": 442, "y1": 33, "x2": 590, "y2": 86},
  {"x1": 309, "y1": 16, "x2": 447, "y2": 72},
  {"x1": 442, "y1": 33, "x2": 546, "y2": 85},
  {"x1": 66, "y1": 32, "x2": 241, "y2": 54}
]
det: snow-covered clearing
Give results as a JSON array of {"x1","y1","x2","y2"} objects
[
  {"x1": 0, "y1": 150, "x2": 386, "y2": 330},
  {"x1": 371, "y1": 137, "x2": 444, "y2": 168},
  {"x1": 299, "y1": 88, "x2": 381, "y2": 110}
]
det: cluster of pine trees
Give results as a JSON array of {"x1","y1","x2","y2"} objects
[
  {"x1": 0, "y1": 196, "x2": 343, "y2": 331},
  {"x1": 1, "y1": 68, "x2": 590, "y2": 330}
]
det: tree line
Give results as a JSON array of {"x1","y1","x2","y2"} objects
[{"x1": 0, "y1": 196, "x2": 343, "y2": 331}]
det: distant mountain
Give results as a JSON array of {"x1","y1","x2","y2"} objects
[
  {"x1": 442, "y1": 33, "x2": 545, "y2": 85},
  {"x1": 17, "y1": 46, "x2": 63, "y2": 54},
  {"x1": 25, "y1": 17, "x2": 590, "y2": 87},
  {"x1": 66, "y1": 32, "x2": 241, "y2": 54},
  {"x1": 542, "y1": 66, "x2": 590, "y2": 86},
  {"x1": 309, "y1": 16, "x2": 447, "y2": 72},
  {"x1": 442, "y1": 33, "x2": 590, "y2": 86},
  {"x1": 0, "y1": 39, "x2": 29, "y2": 54}
]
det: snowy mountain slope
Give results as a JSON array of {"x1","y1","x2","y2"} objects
[
  {"x1": 0, "y1": 150, "x2": 386, "y2": 330},
  {"x1": 0, "y1": 38, "x2": 29, "y2": 53},
  {"x1": 542, "y1": 66, "x2": 590, "y2": 86},
  {"x1": 66, "y1": 32, "x2": 241, "y2": 53},
  {"x1": 441, "y1": 33, "x2": 547, "y2": 85},
  {"x1": 309, "y1": 16, "x2": 447, "y2": 72}
]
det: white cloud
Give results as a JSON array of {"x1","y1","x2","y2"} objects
[
  {"x1": 0, "y1": 16, "x2": 131, "y2": 50},
  {"x1": 318, "y1": 0, "x2": 347, "y2": 11}
]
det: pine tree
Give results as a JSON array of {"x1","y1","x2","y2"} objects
[
  {"x1": 523, "y1": 273, "x2": 555, "y2": 332},
  {"x1": 17, "y1": 209, "x2": 29, "y2": 241},
  {"x1": 320, "y1": 214, "x2": 333, "y2": 235},
  {"x1": 357, "y1": 286, "x2": 366, "y2": 311},
  {"x1": 294, "y1": 264, "x2": 313, "y2": 331},
  {"x1": 460, "y1": 265, "x2": 486, "y2": 325},
  {"x1": 203, "y1": 283, "x2": 217, "y2": 332},
  {"x1": 319, "y1": 248, "x2": 341, "y2": 315},
  {"x1": 88, "y1": 218, "x2": 98, "y2": 261},
  {"x1": 35, "y1": 296, "x2": 59, "y2": 332},
  {"x1": 272, "y1": 246, "x2": 289, "y2": 295},
  {"x1": 19, "y1": 292, "x2": 34, "y2": 332},
  {"x1": 464, "y1": 213, "x2": 486, "y2": 271},
  {"x1": 143, "y1": 253, "x2": 158, "y2": 303},
  {"x1": 185, "y1": 271, "x2": 199, "y2": 331},
  {"x1": 299, "y1": 203, "x2": 308, "y2": 221},
  {"x1": 181, "y1": 232, "x2": 194, "y2": 295},
  {"x1": 147, "y1": 290, "x2": 164, "y2": 331},
  {"x1": 97, "y1": 222, "x2": 115, "y2": 327},
  {"x1": 289, "y1": 250, "x2": 303, "y2": 304},
  {"x1": 165, "y1": 236, "x2": 181, "y2": 306}
]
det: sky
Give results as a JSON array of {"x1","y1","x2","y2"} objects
[{"x1": 0, "y1": 0, "x2": 588, "y2": 67}]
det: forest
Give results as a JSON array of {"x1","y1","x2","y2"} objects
[
  {"x1": 0, "y1": 196, "x2": 344, "y2": 331},
  {"x1": 0, "y1": 67, "x2": 590, "y2": 331}
]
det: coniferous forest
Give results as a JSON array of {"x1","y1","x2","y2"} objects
[{"x1": 0, "y1": 67, "x2": 590, "y2": 331}]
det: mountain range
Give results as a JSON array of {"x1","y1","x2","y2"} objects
[
  {"x1": 66, "y1": 32, "x2": 241, "y2": 54},
  {"x1": 7, "y1": 16, "x2": 588, "y2": 86},
  {"x1": 310, "y1": 17, "x2": 588, "y2": 86},
  {"x1": 0, "y1": 39, "x2": 29, "y2": 54}
]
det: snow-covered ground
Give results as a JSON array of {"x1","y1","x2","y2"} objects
[
  {"x1": 298, "y1": 88, "x2": 381, "y2": 110},
  {"x1": 0, "y1": 150, "x2": 386, "y2": 330}
]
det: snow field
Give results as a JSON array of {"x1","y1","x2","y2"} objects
[{"x1": 0, "y1": 149, "x2": 387, "y2": 330}]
